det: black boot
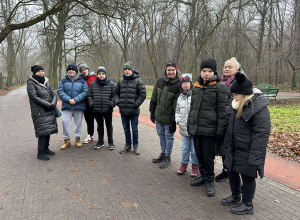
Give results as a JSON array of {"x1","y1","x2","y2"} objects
[
  {"x1": 159, "y1": 155, "x2": 171, "y2": 168},
  {"x1": 190, "y1": 176, "x2": 205, "y2": 186},
  {"x1": 152, "y1": 152, "x2": 165, "y2": 163},
  {"x1": 45, "y1": 146, "x2": 55, "y2": 156},
  {"x1": 230, "y1": 202, "x2": 254, "y2": 215},
  {"x1": 133, "y1": 144, "x2": 140, "y2": 155},
  {"x1": 37, "y1": 150, "x2": 50, "y2": 161},
  {"x1": 206, "y1": 181, "x2": 215, "y2": 197},
  {"x1": 215, "y1": 169, "x2": 228, "y2": 182},
  {"x1": 119, "y1": 144, "x2": 131, "y2": 154},
  {"x1": 221, "y1": 195, "x2": 242, "y2": 206}
]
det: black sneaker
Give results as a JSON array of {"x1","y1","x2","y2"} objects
[
  {"x1": 45, "y1": 149, "x2": 55, "y2": 156},
  {"x1": 37, "y1": 154, "x2": 50, "y2": 161},
  {"x1": 94, "y1": 142, "x2": 104, "y2": 149},
  {"x1": 230, "y1": 203, "x2": 254, "y2": 215},
  {"x1": 108, "y1": 144, "x2": 115, "y2": 150},
  {"x1": 215, "y1": 169, "x2": 228, "y2": 182}
]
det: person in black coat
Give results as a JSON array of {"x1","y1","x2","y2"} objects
[
  {"x1": 88, "y1": 66, "x2": 115, "y2": 150},
  {"x1": 221, "y1": 73, "x2": 271, "y2": 215},
  {"x1": 27, "y1": 65, "x2": 58, "y2": 161},
  {"x1": 114, "y1": 61, "x2": 146, "y2": 155}
]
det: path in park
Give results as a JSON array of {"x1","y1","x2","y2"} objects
[{"x1": 0, "y1": 86, "x2": 300, "y2": 220}]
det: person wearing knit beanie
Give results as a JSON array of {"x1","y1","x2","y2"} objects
[
  {"x1": 123, "y1": 61, "x2": 134, "y2": 72},
  {"x1": 200, "y1": 58, "x2": 217, "y2": 74},
  {"x1": 230, "y1": 72, "x2": 253, "y2": 95},
  {"x1": 166, "y1": 60, "x2": 178, "y2": 70},
  {"x1": 66, "y1": 62, "x2": 78, "y2": 73},
  {"x1": 31, "y1": 65, "x2": 44, "y2": 75},
  {"x1": 97, "y1": 66, "x2": 107, "y2": 75},
  {"x1": 78, "y1": 62, "x2": 89, "y2": 73}
]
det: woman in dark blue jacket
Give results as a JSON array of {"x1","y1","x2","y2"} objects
[
  {"x1": 221, "y1": 73, "x2": 271, "y2": 215},
  {"x1": 57, "y1": 63, "x2": 88, "y2": 149}
]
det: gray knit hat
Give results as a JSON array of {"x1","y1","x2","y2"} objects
[
  {"x1": 78, "y1": 62, "x2": 89, "y2": 72},
  {"x1": 97, "y1": 66, "x2": 107, "y2": 75},
  {"x1": 123, "y1": 61, "x2": 134, "y2": 71}
]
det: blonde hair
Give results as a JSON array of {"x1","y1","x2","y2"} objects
[
  {"x1": 236, "y1": 94, "x2": 252, "y2": 118},
  {"x1": 226, "y1": 57, "x2": 240, "y2": 70}
]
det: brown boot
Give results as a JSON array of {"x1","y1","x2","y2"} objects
[
  {"x1": 60, "y1": 139, "x2": 71, "y2": 150},
  {"x1": 75, "y1": 137, "x2": 82, "y2": 148}
]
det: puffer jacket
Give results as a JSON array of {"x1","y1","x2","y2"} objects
[
  {"x1": 57, "y1": 75, "x2": 88, "y2": 111},
  {"x1": 88, "y1": 77, "x2": 115, "y2": 113},
  {"x1": 187, "y1": 74, "x2": 228, "y2": 136},
  {"x1": 27, "y1": 76, "x2": 58, "y2": 137},
  {"x1": 114, "y1": 71, "x2": 146, "y2": 115},
  {"x1": 175, "y1": 90, "x2": 192, "y2": 136},
  {"x1": 224, "y1": 90, "x2": 271, "y2": 178},
  {"x1": 149, "y1": 71, "x2": 181, "y2": 125}
]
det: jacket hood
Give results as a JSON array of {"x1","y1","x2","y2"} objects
[
  {"x1": 27, "y1": 76, "x2": 49, "y2": 88},
  {"x1": 241, "y1": 93, "x2": 269, "y2": 121}
]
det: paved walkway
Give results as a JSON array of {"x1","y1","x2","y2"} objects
[{"x1": 0, "y1": 86, "x2": 300, "y2": 220}]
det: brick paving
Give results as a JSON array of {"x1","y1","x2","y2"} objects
[{"x1": 0, "y1": 86, "x2": 300, "y2": 220}]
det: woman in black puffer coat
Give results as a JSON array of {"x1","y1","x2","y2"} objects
[
  {"x1": 221, "y1": 73, "x2": 271, "y2": 215},
  {"x1": 27, "y1": 65, "x2": 58, "y2": 161},
  {"x1": 88, "y1": 66, "x2": 115, "y2": 150}
]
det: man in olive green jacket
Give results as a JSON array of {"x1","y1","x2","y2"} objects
[{"x1": 149, "y1": 61, "x2": 181, "y2": 168}]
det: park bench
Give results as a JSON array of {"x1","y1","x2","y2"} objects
[{"x1": 258, "y1": 84, "x2": 279, "y2": 100}]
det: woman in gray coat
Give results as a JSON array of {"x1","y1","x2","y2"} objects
[
  {"x1": 27, "y1": 65, "x2": 58, "y2": 161},
  {"x1": 221, "y1": 73, "x2": 271, "y2": 215}
]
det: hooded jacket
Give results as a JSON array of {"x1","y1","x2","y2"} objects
[
  {"x1": 149, "y1": 71, "x2": 181, "y2": 125},
  {"x1": 224, "y1": 89, "x2": 271, "y2": 178},
  {"x1": 175, "y1": 90, "x2": 192, "y2": 136},
  {"x1": 27, "y1": 76, "x2": 58, "y2": 137},
  {"x1": 187, "y1": 73, "x2": 228, "y2": 136}
]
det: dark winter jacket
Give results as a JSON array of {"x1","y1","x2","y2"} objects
[
  {"x1": 27, "y1": 76, "x2": 58, "y2": 137},
  {"x1": 88, "y1": 77, "x2": 115, "y2": 113},
  {"x1": 224, "y1": 90, "x2": 271, "y2": 178},
  {"x1": 57, "y1": 75, "x2": 88, "y2": 111},
  {"x1": 114, "y1": 71, "x2": 146, "y2": 115},
  {"x1": 149, "y1": 71, "x2": 181, "y2": 125},
  {"x1": 187, "y1": 74, "x2": 228, "y2": 136}
]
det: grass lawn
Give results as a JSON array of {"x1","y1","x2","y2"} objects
[{"x1": 146, "y1": 86, "x2": 153, "y2": 99}]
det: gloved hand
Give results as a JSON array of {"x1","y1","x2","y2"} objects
[
  {"x1": 150, "y1": 113, "x2": 156, "y2": 124},
  {"x1": 257, "y1": 165, "x2": 264, "y2": 179},
  {"x1": 48, "y1": 103, "x2": 56, "y2": 110},
  {"x1": 216, "y1": 134, "x2": 225, "y2": 147},
  {"x1": 169, "y1": 121, "x2": 176, "y2": 133}
]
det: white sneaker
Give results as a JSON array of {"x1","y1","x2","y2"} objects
[{"x1": 83, "y1": 135, "x2": 93, "y2": 144}]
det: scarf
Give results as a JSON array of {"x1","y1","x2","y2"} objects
[
  {"x1": 221, "y1": 75, "x2": 235, "y2": 87},
  {"x1": 231, "y1": 94, "x2": 255, "y2": 110},
  {"x1": 96, "y1": 77, "x2": 107, "y2": 86},
  {"x1": 68, "y1": 73, "x2": 80, "y2": 82},
  {"x1": 123, "y1": 73, "x2": 135, "y2": 80},
  {"x1": 81, "y1": 74, "x2": 88, "y2": 81},
  {"x1": 32, "y1": 74, "x2": 45, "y2": 84}
]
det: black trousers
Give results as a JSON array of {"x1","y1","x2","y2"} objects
[
  {"x1": 84, "y1": 106, "x2": 95, "y2": 136},
  {"x1": 94, "y1": 112, "x2": 113, "y2": 144},
  {"x1": 228, "y1": 169, "x2": 256, "y2": 205},
  {"x1": 38, "y1": 135, "x2": 50, "y2": 152},
  {"x1": 193, "y1": 135, "x2": 216, "y2": 182}
]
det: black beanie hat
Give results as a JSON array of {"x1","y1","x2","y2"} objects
[
  {"x1": 31, "y1": 65, "x2": 44, "y2": 74},
  {"x1": 230, "y1": 72, "x2": 253, "y2": 95},
  {"x1": 66, "y1": 62, "x2": 78, "y2": 73},
  {"x1": 166, "y1": 60, "x2": 177, "y2": 70},
  {"x1": 200, "y1": 58, "x2": 217, "y2": 74},
  {"x1": 180, "y1": 75, "x2": 191, "y2": 84}
]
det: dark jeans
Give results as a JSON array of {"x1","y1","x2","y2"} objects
[
  {"x1": 193, "y1": 135, "x2": 216, "y2": 182},
  {"x1": 228, "y1": 169, "x2": 256, "y2": 205},
  {"x1": 94, "y1": 112, "x2": 113, "y2": 144},
  {"x1": 38, "y1": 135, "x2": 50, "y2": 152},
  {"x1": 84, "y1": 106, "x2": 95, "y2": 136},
  {"x1": 121, "y1": 114, "x2": 139, "y2": 145}
]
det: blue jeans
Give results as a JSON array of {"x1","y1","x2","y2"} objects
[
  {"x1": 121, "y1": 114, "x2": 139, "y2": 145},
  {"x1": 156, "y1": 122, "x2": 174, "y2": 156},
  {"x1": 181, "y1": 135, "x2": 198, "y2": 165}
]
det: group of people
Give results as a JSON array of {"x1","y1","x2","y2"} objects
[{"x1": 27, "y1": 57, "x2": 271, "y2": 216}]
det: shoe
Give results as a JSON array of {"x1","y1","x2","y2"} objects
[
  {"x1": 152, "y1": 152, "x2": 165, "y2": 163},
  {"x1": 83, "y1": 135, "x2": 93, "y2": 144},
  {"x1": 159, "y1": 155, "x2": 171, "y2": 168},
  {"x1": 133, "y1": 144, "x2": 140, "y2": 155},
  {"x1": 190, "y1": 176, "x2": 205, "y2": 186},
  {"x1": 119, "y1": 145, "x2": 131, "y2": 153},
  {"x1": 108, "y1": 144, "x2": 115, "y2": 150},
  {"x1": 94, "y1": 141, "x2": 104, "y2": 149},
  {"x1": 75, "y1": 137, "x2": 82, "y2": 148},
  {"x1": 37, "y1": 153, "x2": 50, "y2": 161},
  {"x1": 221, "y1": 196, "x2": 242, "y2": 206},
  {"x1": 230, "y1": 203, "x2": 254, "y2": 215},
  {"x1": 45, "y1": 148, "x2": 55, "y2": 156},
  {"x1": 190, "y1": 164, "x2": 199, "y2": 177},
  {"x1": 206, "y1": 181, "x2": 215, "y2": 197},
  {"x1": 215, "y1": 169, "x2": 228, "y2": 182},
  {"x1": 177, "y1": 163, "x2": 188, "y2": 175},
  {"x1": 60, "y1": 139, "x2": 71, "y2": 150}
]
